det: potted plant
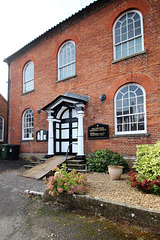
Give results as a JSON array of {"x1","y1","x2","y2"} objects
[{"x1": 108, "y1": 165, "x2": 123, "y2": 180}]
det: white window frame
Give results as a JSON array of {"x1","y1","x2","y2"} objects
[
  {"x1": 22, "y1": 109, "x2": 34, "y2": 140},
  {"x1": 114, "y1": 83, "x2": 147, "y2": 135},
  {"x1": 0, "y1": 117, "x2": 4, "y2": 142},
  {"x1": 113, "y1": 10, "x2": 144, "y2": 61},
  {"x1": 58, "y1": 41, "x2": 75, "y2": 80},
  {"x1": 23, "y1": 61, "x2": 34, "y2": 93}
]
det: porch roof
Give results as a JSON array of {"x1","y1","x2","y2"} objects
[{"x1": 42, "y1": 92, "x2": 89, "y2": 112}]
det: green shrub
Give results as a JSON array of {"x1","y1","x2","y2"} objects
[
  {"x1": 86, "y1": 148, "x2": 128, "y2": 173},
  {"x1": 134, "y1": 141, "x2": 160, "y2": 181}
]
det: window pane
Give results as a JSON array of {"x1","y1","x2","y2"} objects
[
  {"x1": 123, "y1": 93, "x2": 128, "y2": 99},
  {"x1": 117, "y1": 125, "x2": 122, "y2": 132},
  {"x1": 130, "y1": 97, "x2": 136, "y2": 106},
  {"x1": 130, "y1": 85, "x2": 137, "y2": 91},
  {"x1": 135, "y1": 20, "x2": 140, "y2": 28},
  {"x1": 137, "y1": 105, "x2": 144, "y2": 113},
  {"x1": 117, "y1": 92, "x2": 122, "y2": 100},
  {"x1": 138, "y1": 114, "x2": 144, "y2": 122},
  {"x1": 133, "y1": 13, "x2": 140, "y2": 21},
  {"x1": 123, "y1": 99, "x2": 129, "y2": 107},
  {"x1": 131, "y1": 123, "x2": 137, "y2": 131},
  {"x1": 117, "y1": 100, "x2": 122, "y2": 108},
  {"x1": 123, "y1": 107, "x2": 129, "y2": 115},
  {"x1": 137, "y1": 96, "x2": 144, "y2": 104},
  {"x1": 117, "y1": 108, "x2": 122, "y2": 116},
  {"x1": 121, "y1": 86, "x2": 128, "y2": 94},
  {"x1": 136, "y1": 44, "x2": 142, "y2": 52},
  {"x1": 138, "y1": 123, "x2": 144, "y2": 130},
  {"x1": 135, "y1": 28, "x2": 141, "y2": 36},
  {"x1": 122, "y1": 33, "x2": 127, "y2": 41}
]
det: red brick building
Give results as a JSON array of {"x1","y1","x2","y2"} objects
[
  {"x1": 4, "y1": 0, "x2": 160, "y2": 162},
  {"x1": 0, "y1": 94, "x2": 7, "y2": 148}
]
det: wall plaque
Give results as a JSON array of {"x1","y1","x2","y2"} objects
[
  {"x1": 36, "y1": 129, "x2": 48, "y2": 142},
  {"x1": 88, "y1": 123, "x2": 109, "y2": 140}
]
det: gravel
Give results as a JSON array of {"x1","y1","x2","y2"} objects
[{"x1": 86, "y1": 172, "x2": 160, "y2": 213}]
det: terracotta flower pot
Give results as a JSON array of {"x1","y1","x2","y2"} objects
[{"x1": 108, "y1": 165, "x2": 123, "y2": 180}]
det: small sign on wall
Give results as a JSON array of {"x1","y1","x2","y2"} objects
[
  {"x1": 36, "y1": 129, "x2": 48, "y2": 142},
  {"x1": 88, "y1": 123, "x2": 109, "y2": 140}
]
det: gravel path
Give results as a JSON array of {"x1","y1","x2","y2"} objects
[{"x1": 86, "y1": 172, "x2": 160, "y2": 213}]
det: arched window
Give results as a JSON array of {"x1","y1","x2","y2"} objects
[
  {"x1": 58, "y1": 41, "x2": 75, "y2": 80},
  {"x1": 113, "y1": 10, "x2": 144, "y2": 60},
  {"x1": 23, "y1": 61, "x2": 34, "y2": 93},
  {"x1": 22, "y1": 109, "x2": 34, "y2": 140},
  {"x1": 0, "y1": 117, "x2": 4, "y2": 141},
  {"x1": 114, "y1": 84, "x2": 146, "y2": 135}
]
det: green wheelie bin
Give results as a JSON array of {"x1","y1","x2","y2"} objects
[{"x1": 1, "y1": 144, "x2": 10, "y2": 160}]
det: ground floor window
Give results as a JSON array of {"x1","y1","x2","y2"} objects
[
  {"x1": 0, "y1": 117, "x2": 4, "y2": 141},
  {"x1": 22, "y1": 109, "x2": 34, "y2": 140},
  {"x1": 115, "y1": 83, "x2": 146, "y2": 135}
]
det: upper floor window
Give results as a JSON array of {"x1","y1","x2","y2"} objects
[
  {"x1": 0, "y1": 117, "x2": 4, "y2": 141},
  {"x1": 23, "y1": 61, "x2": 34, "y2": 93},
  {"x1": 115, "y1": 84, "x2": 146, "y2": 135},
  {"x1": 22, "y1": 109, "x2": 34, "y2": 140},
  {"x1": 58, "y1": 41, "x2": 75, "y2": 80},
  {"x1": 113, "y1": 10, "x2": 144, "y2": 61}
]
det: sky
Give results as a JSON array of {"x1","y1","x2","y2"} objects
[{"x1": 0, "y1": 0, "x2": 96, "y2": 100}]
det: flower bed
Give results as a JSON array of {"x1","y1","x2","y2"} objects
[{"x1": 128, "y1": 171, "x2": 160, "y2": 195}]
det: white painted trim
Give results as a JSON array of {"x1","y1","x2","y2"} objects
[
  {"x1": 58, "y1": 41, "x2": 75, "y2": 81},
  {"x1": 114, "y1": 83, "x2": 147, "y2": 135},
  {"x1": 113, "y1": 10, "x2": 144, "y2": 61},
  {"x1": 0, "y1": 117, "x2": 4, "y2": 142}
]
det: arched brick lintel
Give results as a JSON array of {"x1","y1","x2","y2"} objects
[
  {"x1": 53, "y1": 33, "x2": 80, "y2": 56},
  {"x1": 106, "y1": 0, "x2": 151, "y2": 31},
  {"x1": 106, "y1": 73, "x2": 157, "y2": 101}
]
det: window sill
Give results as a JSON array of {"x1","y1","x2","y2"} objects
[
  {"x1": 56, "y1": 74, "x2": 77, "y2": 83},
  {"x1": 21, "y1": 89, "x2": 35, "y2": 96},
  {"x1": 21, "y1": 139, "x2": 34, "y2": 142},
  {"x1": 112, "y1": 50, "x2": 147, "y2": 64},
  {"x1": 112, "y1": 132, "x2": 150, "y2": 138}
]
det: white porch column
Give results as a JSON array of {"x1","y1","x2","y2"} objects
[
  {"x1": 77, "y1": 110, "x2": 85, "y2": 157},
  {"x1": 47, "y1": 114, "x2": 54, "y2": 156}
]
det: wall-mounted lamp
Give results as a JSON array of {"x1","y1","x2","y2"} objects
[
  {"x1": 100, "y1": 94, "x2": 106, "y2": 103},
  {"x1": 37, "y1": 109, "x2": 41, "y2": 114}
]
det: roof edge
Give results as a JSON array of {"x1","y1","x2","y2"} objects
[{"x1": 4, "y1": 0, "x2": 114, "y2": 64}]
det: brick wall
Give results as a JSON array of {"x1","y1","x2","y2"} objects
[{"x1": 8, "y1": 0, "x2": 160, "y2": 157}]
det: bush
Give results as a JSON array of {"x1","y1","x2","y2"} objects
[
  {"x1": 128, "y1": 171, "x2": 160, "y2": 195},
  {"x1": 43, "y1": 164, "x2": 88, "y2": 197},
  {"x1": 134, "y1": 141, "x2": 160, "y2": 181},
  {"x1": 86, "y1": 148, "x2": 128, "y2": 173}
]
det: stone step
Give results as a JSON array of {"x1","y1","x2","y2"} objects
[
  {"x1": 67, "y1": 168, "x2": 87, "y2": 173},
  {"x1": 67, "y1": 159, "x2": 86, "y2": 163},
  {"x1": 67, "y1": 163, "x2": 86, "y2": 168},
  {"x1": 24, "y1": 164, "x2": 33, "y2": 169}
]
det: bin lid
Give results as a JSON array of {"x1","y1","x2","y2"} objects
[{"x1": 1, "y1": 144, "x2": 10, "y2": 147}]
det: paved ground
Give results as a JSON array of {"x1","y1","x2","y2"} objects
[{"x1": 0, "y1": 160, "x2": 160, "y2": 240}]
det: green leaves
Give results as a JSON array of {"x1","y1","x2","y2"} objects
[
  {"x1": 134, "y1": 141, "x2": 160, "y2": 181},
  {"x1": 86, "y1": 148, "x2": 128, "y2": 173}
]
